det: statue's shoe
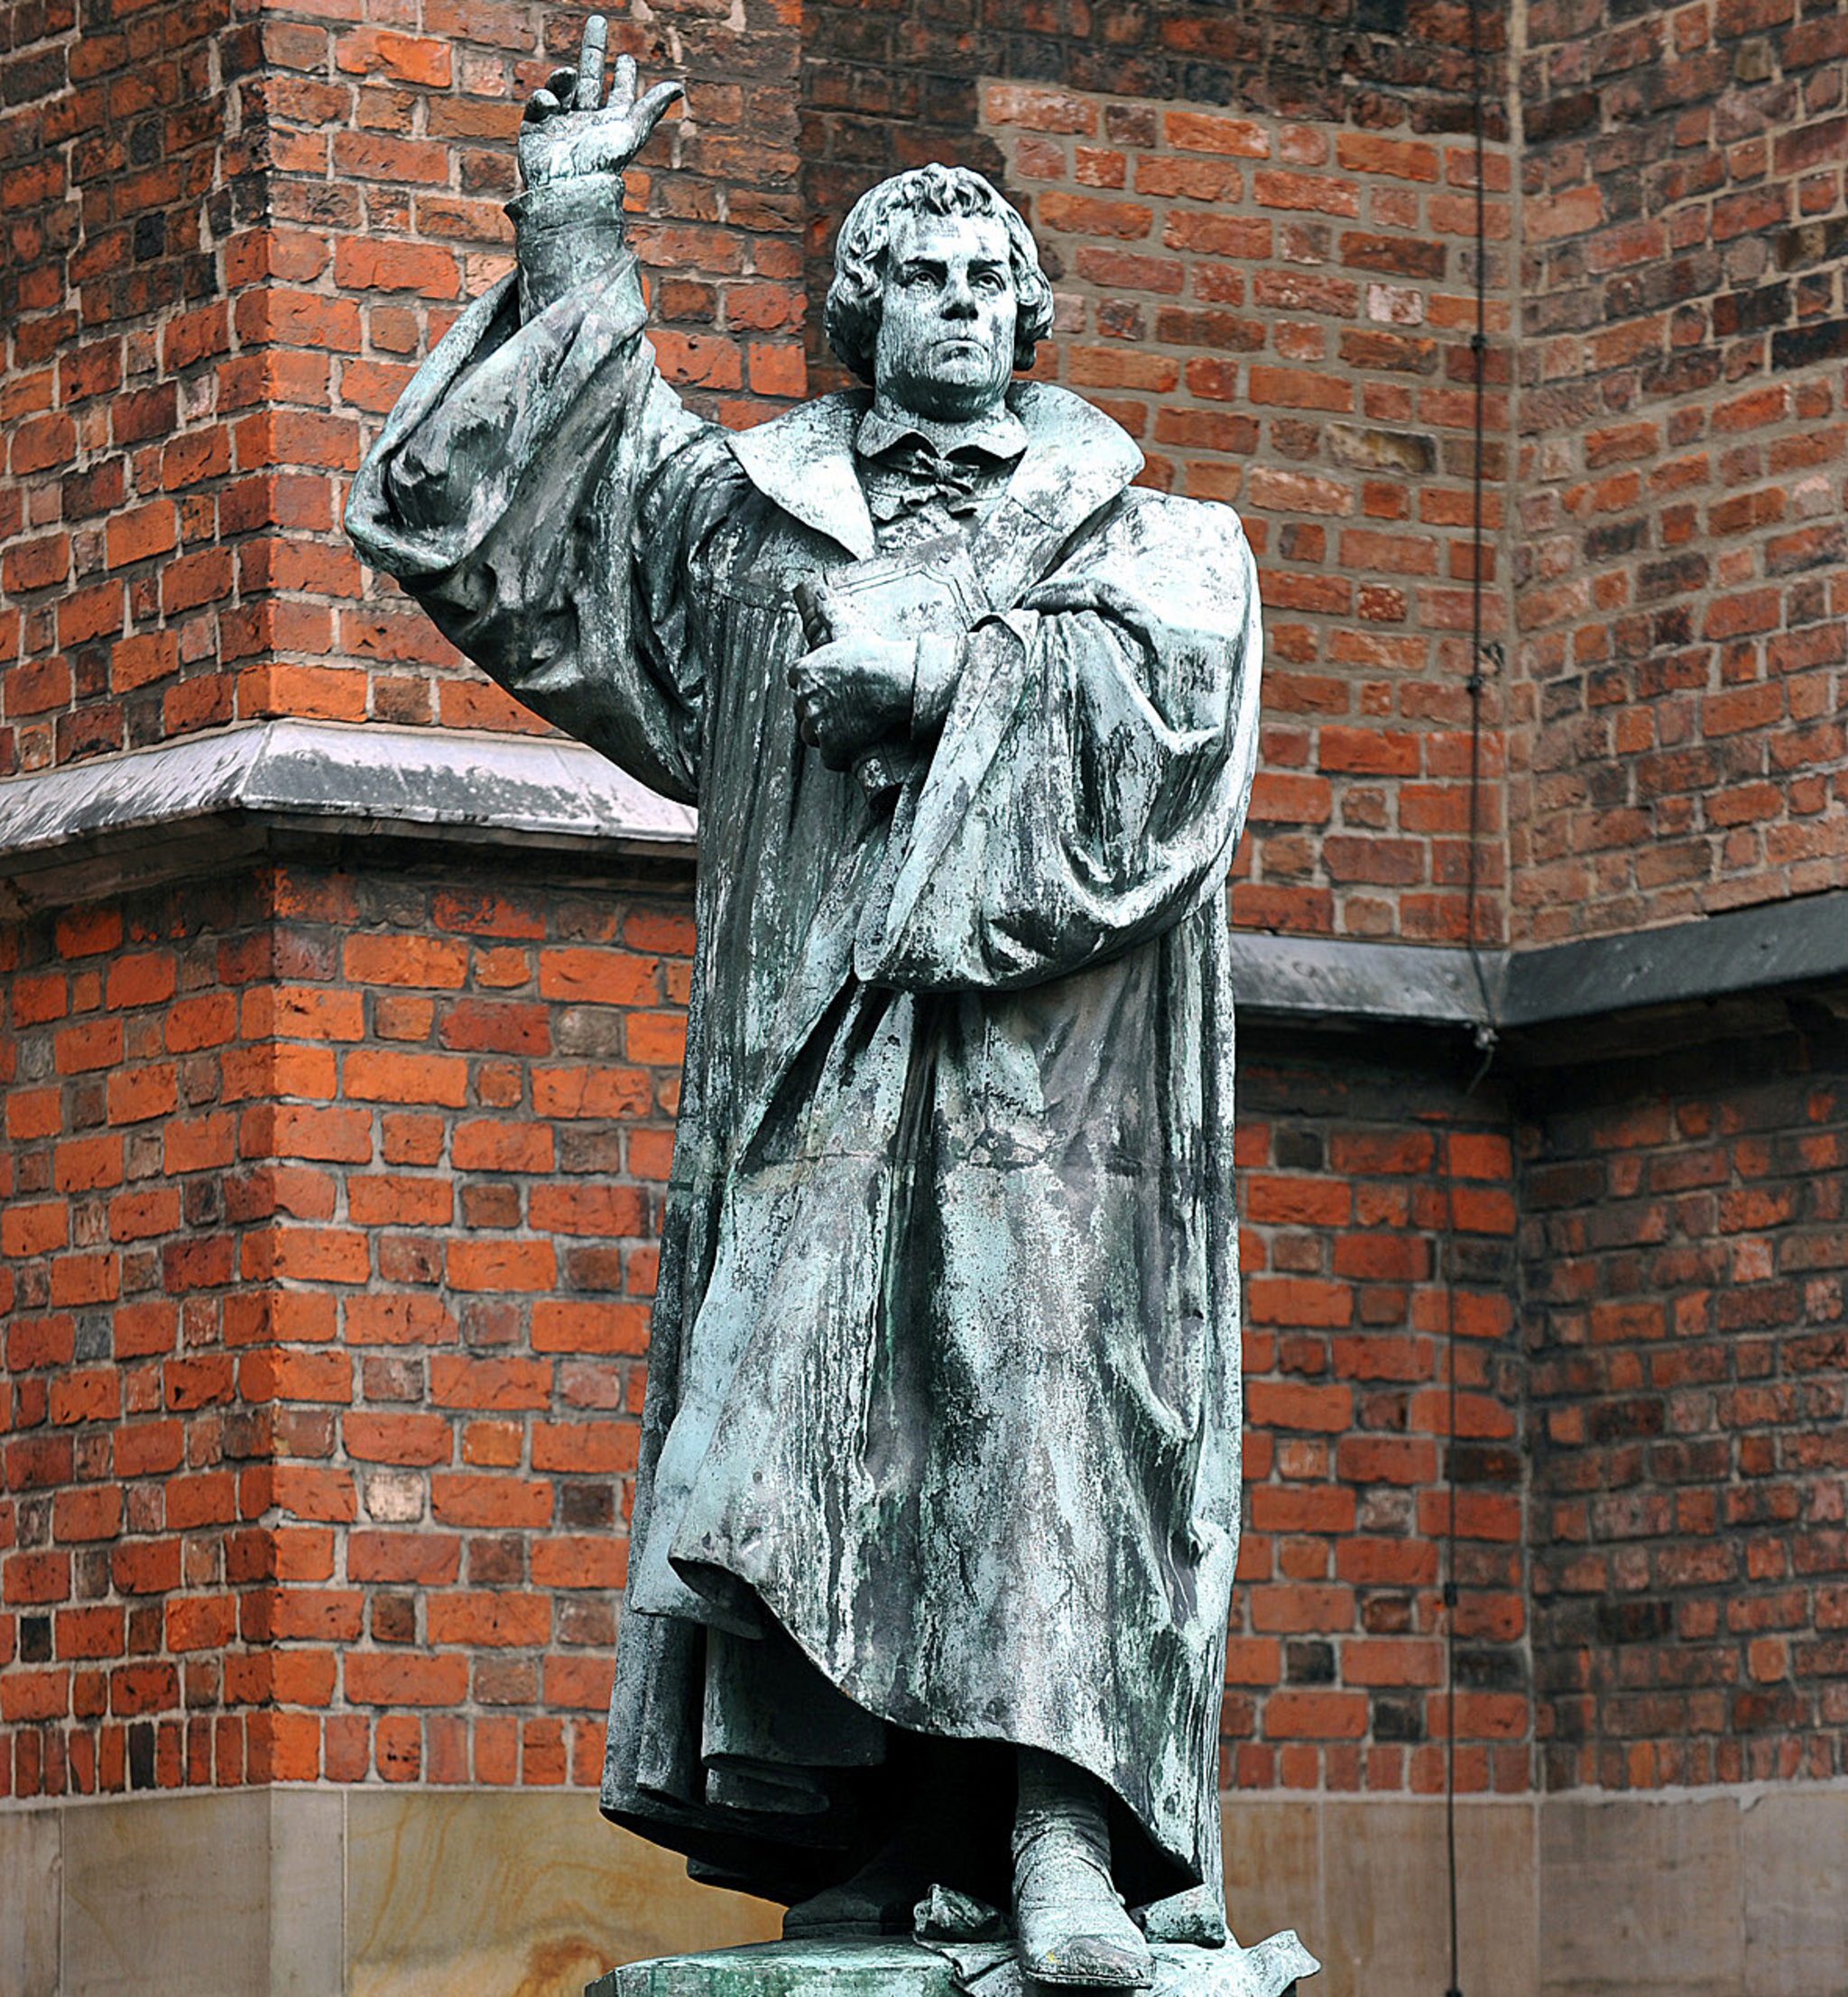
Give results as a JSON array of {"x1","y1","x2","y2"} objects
[
  {"x1": 1012, "y1": 1818, "x2": 1153, "y2": 1989},
  {"x1": 1017, "y1": 1926, "x2": 1155, "y2": 1990},
  {"x1": 782, "y1": 1858, "x2": 927, "y2": 1940}
]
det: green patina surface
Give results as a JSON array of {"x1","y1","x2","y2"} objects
[
  {"x1": 592, "y1": 1936, "x2": 1320, "y2": 1997},
  {"x1": 593, "y1": 1941, "x2": 958, "y2": 1997}
]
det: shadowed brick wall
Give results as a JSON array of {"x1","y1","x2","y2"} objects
[
  {"x1": 1233, "y1": 1049, "x2": 1527, "y2": 1797},
  {"x1": 798, "y1": 2, "x2": 1516, "y2": 951},
  {"x1": 5, "y1": 871, "x2": 282, "y2": 1796},
  {"x1": 1521, "y1": 1014, "x2": 1848, "y2": 1790},
  {"x1": 2, "y1": 0, "x2": 256, "y2": 772},
  {"x1": 798, "y1": 0, "x2": 1507, "y2": 374},
  {"x1": 1511, "y1": 0, "x2": 1848, "y2": 939}
]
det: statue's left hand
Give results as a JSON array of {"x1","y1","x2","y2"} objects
[
  {"x1": 518, "y1": 14, "x2": 684, "y2": 190},
  {"x1": 788, "y1": 604, "x2": 915, "y2": 772}
]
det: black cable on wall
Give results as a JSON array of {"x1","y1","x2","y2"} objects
[{"x1": 1443, "y1": 3, "x2": 1503, "y2": 1994}]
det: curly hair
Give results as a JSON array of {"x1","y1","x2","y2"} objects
[{"x1": 823, "y1": 164, "x2": 1056, "y2": 385}]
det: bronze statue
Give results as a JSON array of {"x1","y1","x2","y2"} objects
[{"x1": 347, "y1": 17, "x2": 1265, "y2": 1987}]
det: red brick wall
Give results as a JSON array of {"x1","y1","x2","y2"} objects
[
  {"x1": 1, "y1": 0, "x2": 806, "y2": 779},
  {"x1": 1511, "y1": 0, "x2": 1848, "y2": 940},
  {"x1": 976, "y1": 82, "x2": 1513, "y2": 949},
  {"x1": 258, "y1": 0, "x2": 807, "y2": 740},
  {"x1": 1522, "y1": 1022, "x2": 1848, "y2": 1790},
  {"x1": 2, "y1": 857, "x2": 692, "y2": 1797},
  {"x1": 1234, "y1": 1050, "x2": 1528, "y2": 1796}
]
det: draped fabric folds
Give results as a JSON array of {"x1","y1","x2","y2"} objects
[{"x1": 346, "y1": 237, "x2": 1262, "y2": 1917}]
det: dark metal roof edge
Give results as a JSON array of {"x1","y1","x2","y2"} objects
[
  {"x1": 1226, "y1": 932, "x2": 1498, "y2": 1028},
  {"x1": 1497, "y1": 888, "x2": 1848, "y2": 1028},
  {"x1": 1231, "y1": 895, "x2": 1848, "y2": 1031}
]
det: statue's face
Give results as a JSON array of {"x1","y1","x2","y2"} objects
[{"x1": 873, "y1": 211, "x2": 1018, "y2": 422}]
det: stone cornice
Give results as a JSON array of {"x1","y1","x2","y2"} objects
[{"x1": 0, "y1": 720, "x2": 695, "y2": 911}]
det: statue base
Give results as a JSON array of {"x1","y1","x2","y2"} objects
[
  {"x1": 588, "y1": 1940, "x2": 950, "y2": 1997},
  {"x1": 589, "y1": 1934, "x2": 1318, "y2": 1997}
]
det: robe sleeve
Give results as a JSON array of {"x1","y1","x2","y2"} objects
[
  {"x1": 343, "y1": 175, "x2": 729, "y2": 806},
  {"x1": 854, "y1": 489, "x2": 1262, "y2": 992}
]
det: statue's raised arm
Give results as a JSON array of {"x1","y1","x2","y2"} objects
[{"x1": 343, "y1": 18, "x2": 716, "y2": 801}]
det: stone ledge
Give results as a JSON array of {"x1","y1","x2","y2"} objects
[{"x1": 0, "y1": 718, "x2": 695, "y2": 910}]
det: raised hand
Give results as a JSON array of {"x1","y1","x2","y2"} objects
[{"x1": 518, "y1": 14, "x2": 684, "y2": 190}]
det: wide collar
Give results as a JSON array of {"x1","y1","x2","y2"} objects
[
  {"x1": 725, "y1": 381, "x2": 1144, "y2": 586},
  {"x1": 855, "y1": 400, "x2": 1029, "y2": 465}
]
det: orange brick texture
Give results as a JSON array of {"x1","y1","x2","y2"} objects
[
  {"x1": 1232, "y1": 1059, "x2": 1528, "y2": 1797},
  {"x1": 1, "y1": 0, "x2": 807, "y2": 778},
  {"x1": 1523, "y1": 1037, "x2": 1848, "y2": 1791},
  {"x1": 976, "y1": 86, "x2": 1513, "y2": 950},
  {"x1": 1512, "y1": 0, "x2": 1848, "y2": 938},
  {"x1": 2, "y1": 865, "x2": 688, "y2": 1796}
]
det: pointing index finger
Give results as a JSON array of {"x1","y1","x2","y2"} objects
[{"x1": 575, "y1": 14, "x2": 607, "y2": 110}]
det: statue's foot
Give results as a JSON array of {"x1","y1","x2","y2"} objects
[
  {"x1": 1012, "y1": 1752, "x2": 1153, "y2": 1989},
  {"x1": 782, "y1": 1850, "x2": 928, "y2": 1940},
  {"x1": 1013, "y1": 1850, "x2": 1154, "y2": 1986},
  {"x1": 1133, "y1": 1883, "x2": 1226, "y2": 1947}
]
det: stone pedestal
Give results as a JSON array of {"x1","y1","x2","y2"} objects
[
  {"x1": 589, "y1": 1933, "x2": 1318, "y2": 1997},
  {"x1": 589, "y1": 1939, "x2": 956, "y2": 1997}
]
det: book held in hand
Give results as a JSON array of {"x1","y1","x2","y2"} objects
[{"x1": 790, "y1": 533, "x2": 985, "y2": 797}]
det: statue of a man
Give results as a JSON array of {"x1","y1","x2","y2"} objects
[{"x1": 347, "y1": 18, "x2": 1261, "y2": 1987}]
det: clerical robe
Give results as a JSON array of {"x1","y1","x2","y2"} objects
[{"x1": 346, "y1": 175, "x2": 1263, "y2": 1917}]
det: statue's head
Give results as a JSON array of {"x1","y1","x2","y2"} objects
[{"x1": 825, "y1": 164, "x2": 1056, "y2": 422}]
